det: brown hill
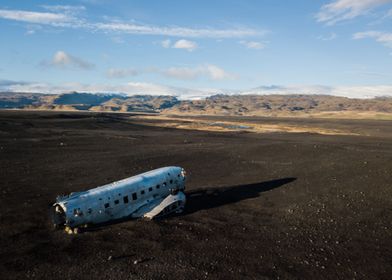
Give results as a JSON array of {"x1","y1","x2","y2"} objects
[
  {"x1": 1, "y1": 92, "x2": 392, "y2": 118},
  {"x1": 0, "y1": 92, "x2": 179, "y2": 113},
  {"x1": 163, "y1": 94, "x2": 392, "y2": 117}
]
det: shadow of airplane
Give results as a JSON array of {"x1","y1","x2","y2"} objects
[
  {"x1": 183, "y1": 177, "x2": 296, "y2": 215},
  {"x1": 55, "y1": 177, "x2": 296, "y2": 232}
]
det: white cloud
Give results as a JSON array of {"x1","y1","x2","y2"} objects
[
  {"x1": 241, "y1": 85, "x2": 392, "y2": 99},
  {"x1": 161, "y1": 39, "x2": 171, "y2": 48},
  {"x1": 205, "y1": 64, "x2": 233, "y2": 80},
  {"x1": 44, "y1": 51, "x2": 94, "y2": 70},
  {"x1": 94, "y1": 22, "x2": 262, "y2": 38},
  {"x1": 160, "y1": 39, "x2": 199, "y2": 51},
  {"x1": 353, "y1": 31, "x2": 381, "y2": 39},
  {"x1": 0, "y1": 8, "x2": 265, "y2": 38},
  {"x1": 172, "y1": 39, "x2": 198, "y2": 51},
  {"x1": 353, "y1": 31, "x2": 392, "y2": 48},
  {"x1": 0, "y1": 9, "x2": 74, "y2": 24},
  {"x1": 106, "y1": 68, "x2": 139, "y2": 78},
  {"x1": 239, "y1": 40, "x2": 265, "y2": 49},
  {"x1": 316, "y1": 0, "x2": 392, "y2": 25},
  {"x1": 102, "y1": 64, "x2": 234, "y2": 81},
  {"x1": 159, "y1": 64, "x2": 234, "y2": 81}
]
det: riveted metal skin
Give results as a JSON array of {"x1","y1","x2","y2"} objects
[{"x1": 52, "y1": 166, "x2": 186, "y2": 232}]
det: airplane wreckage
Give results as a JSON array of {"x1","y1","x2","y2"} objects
[{"x1": 52, "y1": 166, "x2": 186, "y2": 234}]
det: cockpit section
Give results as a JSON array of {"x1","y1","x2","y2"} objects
[
  {"x1": 51, "y1": 204, "x2": 66, "y2": 229},
  {"x1": 168, "y1": 168, "x2": 186, "y2": 194}
]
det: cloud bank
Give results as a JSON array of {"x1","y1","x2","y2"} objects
[
  {"x1": 159, "y1": 64, "x2": 234, "y2": 81},
  {"x1": 104, "y1": 64, "x2": 235, "y2": 81},
  {"x1": 2, "y1": 80, "x2": 392, "y2": 100},
  {"x1": 0, "y1": 80, "x2": 219, "y2": 100},
  {"x1": 0, "y1": 8, "x2": 265, "y2": 38}
]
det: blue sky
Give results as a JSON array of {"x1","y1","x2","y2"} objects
[{"x1": 1, "y1": 0, "x2": 392, "y2": 98}]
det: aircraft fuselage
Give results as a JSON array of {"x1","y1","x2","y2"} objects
[{"x1": 52, "y1": 166, "x2": 186, "y2": 233}]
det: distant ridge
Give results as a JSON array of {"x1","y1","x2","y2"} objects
[
  {"x1": 1, "y1": 92, "x2": 392, "y2": 118},
  {"x1": 0, "y1": 92, "x2": 179, "y2": 113}
]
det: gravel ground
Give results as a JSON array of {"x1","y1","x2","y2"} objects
[{"x1": 0, "y1": 111, "x2": 391, "y2": 279}]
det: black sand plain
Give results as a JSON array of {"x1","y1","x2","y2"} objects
[{"x1": 0, "y1": 111, "x2": 391, "y2": 279}]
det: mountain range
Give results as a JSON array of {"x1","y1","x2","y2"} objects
[{"x1": 1, "y1": 91, "x2": 392, "y2": 118}]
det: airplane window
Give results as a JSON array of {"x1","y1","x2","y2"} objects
[
  {"x1": 104, "y1": 203, "x2": 110, "y2": 208},
  {"x1": 156, "y1": 184, "x2": 160, "y2": 189},
  {"x1": 149, "y1": 187, "x2": 153, "y2": 192},
  {"x1": 132, "y1": 193, "x2": 137, "y2": 200},
  {"x1": 114, "y1": 199, "x2": 119, "y2": 205},
  {"x1": 123, "y1": 196, "x2": 129, "y2": 204},
  {"x1": 141, "y1": 190, "x2": 145, "y2": 195}
]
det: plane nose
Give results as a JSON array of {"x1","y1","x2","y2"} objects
[{"x1": 181, "y1": 168, "x2": 186, "y2": 179}]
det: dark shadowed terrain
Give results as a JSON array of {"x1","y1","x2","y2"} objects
[{"x1": 0, "y1": 111, "x2": 392, "y2": 279}]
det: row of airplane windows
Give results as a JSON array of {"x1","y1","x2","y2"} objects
[
  {"x1": 73, "y1": 181, "x2": 175, "y2": 216},
  {"x1": 104, "y1": 182, "x2": 168, "y2": 208}
]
